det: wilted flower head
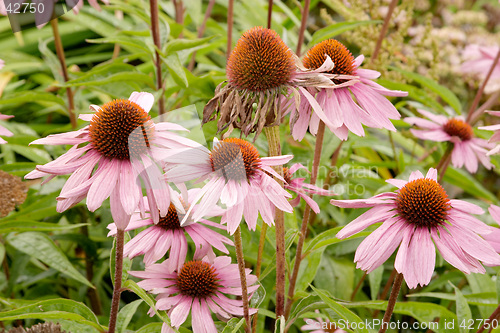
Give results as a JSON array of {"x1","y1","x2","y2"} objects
[
  {"x1": 129, "y1": 256, "x2": 258, "y2": 333},
  {"x1": 331, "y1": 168, "x2": 500, "y2": 288},
  {"x1": 203, "y1": 27, "x2": 334, "y2": 138},
  {"x1": 3, "y1": 322, "x2": 68, "y2": 333},
  {"x1": 405, "y1": 109, "x2": 493, "y2": 173},
  {"x1": 0, "y1": 170, "x2": 27, "y2": 217},
  {"x1": 25, "y1": 92, "x2": 192, "y2": 229},
  {"x1": 107, "y1": 189, "x2": 233, "y2": 269},
  {"x1": 0, "y1": 113, "x2": 13, "y2": 144},
  {"x1": 164, "y1": 137, "x2": 293, "y2": 234},
  {"x1": 287, "y1": 39, "x2": 407, "y2": 141},
  {"x1": 461, "y1": 44, "x2": 500, "y2": 94}
]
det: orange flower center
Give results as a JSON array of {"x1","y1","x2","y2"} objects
[
  {"x1": 157, "y1": 203, "x2": 184, "y2": 230},
  {"x1": 210, "y1": 138, "x2": 261, "y2": 181},
  {"x1": 176, "y1": 261, "x2": 220, "y2": 298},
  {"x1": 303, "y1": 39, "x2": 355, "y2": 84},
  {"x1": 283, "y1": 167, "x2": 292, "y2": 184},
  {"x1": 88, "y1": 99, "x2": 154, "y2": 160},
  {"x1": 443, "y1": 118, "x2": 473, "y2": 141},
  {"x1": 396, "y1": 178, "x2": 450, "y2": 228},
  {"x1": 226, "y1": 27, "x2": 295, "y2": 92}
]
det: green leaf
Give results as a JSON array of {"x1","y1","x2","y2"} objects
[
  {"x1": 62, "y1": 72, "x2": 155, "y2": 89},
  {"x1": 7, "y1": 144, "x2": 53, "y2": 164},
  {"x1": 311, "y1": 285, "x2": 368, "y2": 333},
  {"x1": 163, "y1": 53, "x2": 188, "y2": 88},
  {"x1": 2, "y1": 193, "x2": 58, "y2": 221},
  {"x1": 6, "y1": 232, "x2": 93, "y2": 288},
  {"x1": 452, "y1": 284, "x2": 472, "y2": 333},
  {"x1": 369, "y1": 265, "x2": 384, "y2": 300},
  {"x1": 221, "y1": 317, "x2": 245, "y2": 333},
  {"x1": 390, "y1": 66, "x2": 462, "y2": 114},
  {"x1": 444, "y1": 168, "x2": 497, "y2": 202},
  {"x1": 0, "y1": 242, "x2": 5, "y2": 265},
  {"x1": 163, "y1": 35, "x2": 216, "y2": 56},
  {"x1": 0, "y1": 299, "x2": 103, "y2": 332},
  {"x1": 116, "y1": 299, "x2": 142, "y2": 333},
  {"x1": 136, "y1": 323, "x2": 164, "y2": 333},
  {"x1": 86, "y1": 36, "x2": 150, "y2": 54},
  {"x1": 39, "y1": 37, "x2": 64, "y2": 83},
  {"x1": 309, "y1": 20, "x2": 382, "y2": 46},
  {"x1": 0, "y1": 221, "x2": 88, "y2": 233},
  {"x1": 0, "y1": 91, "x2": 66, "y2": 106}
]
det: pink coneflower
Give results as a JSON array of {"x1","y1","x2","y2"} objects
[
  {"x1": 283, "y1": 163, "x2": 335, "y2": 213},
  {"x1": 0, "y1": 113, "x2": 13, "y2": 144},
  {"x1": 484, "y1": 205, "x2": 500, "y2": 253},
  {"x1": 25, "y1": 92, "x2": 192, "y2": 228},
  {"x1": 203, "y1": 27, "x2": 336, "y2": 138},
  {"x1": 164, "y1": 137, "x2": 293, "y2": 234},
  {"x1": 405, "y1": 109, "x2": 493, "y2": 173},
  {"x1": 129, "y1": 256, "x2": 258, "y2": 333},
  {"x1": 478, "y1": 111, "x2": 500, "y2": 155},
  {"x1": 331, "y1": 168, "x2": 500, "y2": 289},
  {"x1": 288, "y1": 39, "x2": 407, "y2": 141},
  {"x1": 107, "y1": 189, "x2": 233, "y2": 269},
  {"x1": 461, "y1": 44, "x2": 500, "y2": 94},
  {"x1": 302, "y1": 311, "x2": 347, "y2": 333}
]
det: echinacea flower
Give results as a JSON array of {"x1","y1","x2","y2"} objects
[
  {"x1": 405, "y1": 109, "x2": 493, "y2": 173},
  {"x1": 203, "y1": 26, "x2": 336, "y2": 138},
  {"x1": 484, "y1": 205, "x2": 500, "y2": 253},
  {"x1": 25, "y1": 92, "x2": 193, "y2": 229},
  {"x1": 478, "y1": 111, "x2": 500, "y2": 155},
  {"x1": 461, "y1": 44, "x2": 500, "y2": 94},
  {"x1": 331, "y1": 168, "x2": 500, "y2": 289},
  {"x1": 288, "y1": 39, "x2": 407, "y2": 141},
  {"x1": 107, "y1": 189, "x2": 233, "y2": 269},
  {"x1": 283, "y1": 163, "x2": 335, "y2": 213},
  {"x1": 164, "y1": 137, "x2": 293, "y2": 234},
  {"x1": 129, "y1": 256, "x2": 258, "y2": 333},
  {"x1": 302, "y1": 311, "x2": 347, "y2": 333},
  {"x1": 0, "y1": 113, "x2": 13, "y2": 144}
]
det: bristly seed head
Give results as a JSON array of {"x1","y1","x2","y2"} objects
[
  {"x1": 210, "y1": 138, "x2": 261, "y2": 182},
  {"x1": 396, "y1": 178, "x2": 451, "y2": 228},
  {"x1": 443, "y1": 118, "x2": 473, "y2": 141},
  {"x1": 226, "y1": 27, "x2": 295, "y2": 92},
  {"x1": 176, "y1": 260, "x2": 220, "y2": 298},
  {"x1": 303, "y1": 39, "x2": 355, "y2": 84},
  {"x1": 157, "y1": 203, "x2": 184, "y2": 230},
  {"x1": 283, "y1": 167, "x2": 292, "y2": 184},
  {"x1": 89, "y1": 99, "x2": 154, "y2": 160}
]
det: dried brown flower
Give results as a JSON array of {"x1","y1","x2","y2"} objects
[{"x1": 0, "y1": 170, "x2": 27, "y2": 217}]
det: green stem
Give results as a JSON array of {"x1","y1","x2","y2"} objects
[
  {"x1": 436, "y1": 143, "x2": 453, "y2": 182},
  {"x1": 234, "y1": 227, "x2": 251, "y2": 333},
  {"x1": 378, "y1": 273, "x2": 404, "y2": 333},
  {"x1": 108, "y1": 229, "x2": 124, "y2": 333},
  {"x1": 284, "y1": 121, "x2": 325, "y2": 319},
  {"x1": 263, "y1": 125, "x2": 286, "y2": 318}
]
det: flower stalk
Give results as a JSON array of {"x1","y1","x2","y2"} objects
[
  {"x1": 234, "y1": 226, "x2": 251, "y2": 333},
  {"x1": 50, "y1": 19, "x2": 77, "y2": 129},
  {"x1": 108, "y1": 228, "x2": 125, "y2": 333},
  {"x1": 378, "y1": 273, "x2": 404, "y2": 333},
  {"x1": 263, "y1": 125, "x2": 286, "y2": 318},
  {"x1": 370, "y1": 0, "x2": 398, "y2": 65},
  {"x1": 284, "y1": 121, "x2": 325, "y2": 319},
  {"x1": 267, "y1": 0, "x2": 273, "y2": 29},
  {"x1": 188, "y1": 0, "x2": 216, "y2": 71},
  {"x1": 296, "y1": 0, "x2": 311, "y2": 56},
  {"x1": 149, "y1": 0, "x2": 165, "y2": 115},
  {"x1": 227, "y1": 0, "x2": 234, "y2": 59}
]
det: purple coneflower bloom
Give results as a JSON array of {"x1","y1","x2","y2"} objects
[
  {"x1": 405, "y1": 109, "x2": 493, "y2": 173},
  {"x1": 25, "y1": 92, "x2": 193, "y2": 228},
  {"x1": 164, "y1": 137, "x2": 293, "y2": 234},
  {"x1": 284, "y1": 163, "x2": 335, "y2": 213},
  {"x1": 461, "y1": 44, "x2": 500, "y2": 94},
  {"x1": 484, "y1": 205, "x2": 500, "y2": 253},
  {"x1": 0, "y1": 113, "x2": 13, "y2": 144},
  {"x1": 478, "y1": 111, "x2": 500, "y2": 155},
  {"x1": 288, "y1": 39, "x2": 407, "y2": 141},
  {"x1": 107, "y1": 189, "x2": 233, "y2": 270},
  {"x1": 331, "y1": 168, "x2": 500, "y2": 289},
  {"x1": 129, "y1": 256, "x2": 258, "y2": 333}
]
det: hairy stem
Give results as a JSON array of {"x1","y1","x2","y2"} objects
[
  {"x1": 267, "y1": 0, "x2": 273, "y2": 29},
  {"x1": 234, "y1": 227, "x2": 251, "y2": 333},
  {"x1": 436, "y1": 143, "x2": 453, "y2": 182},
  {"x1": 378, "y1": 273, "x2": 404, "y2": 333},
  {"x1": 50, "y1": 19, "x2": 76, "y2": 129},
  {"x1": 370, "y1": 0, "x2": 398, "y2": 65},
  {"x1": 108, "y1": 229, "x2": 125, "y2": 333},
  {"x1": 252, "y1": 223, "x2": 268, "y2": 333},
  {"x1": 284, "y1": 121, "x2": 325, "y2": 319},
  {"x1": 188, "y1": 0, "x2": 216, "y2": 71},
  {"x1": 476, "y1": 304, "x2": 500, "y2": 333},
  {"x1": 227, "y1": 0, "x2": 234, "y2": 59},
  {"x1": 296, "y1": 0, "x2": 311, "y2": 56},
  {"x1": 263, "y1": 126, "x2": 286, "y2": 318},
  {"x1": 466, "y1": 48, "x2": 500, "y2": 124},
  {"x1": 373, "y1": 268, "x2": 397, "y2": 318},
  {"x1": 149, "y1": 0, "x2": 165, "y2": 115}
]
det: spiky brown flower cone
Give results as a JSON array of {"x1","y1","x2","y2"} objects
[
  {"x1": 2, "y1": 323, "x2": 67, "y2": 333},
  {"x1": 0, "y1": 170, "x2": 27, "y2": 217}
]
